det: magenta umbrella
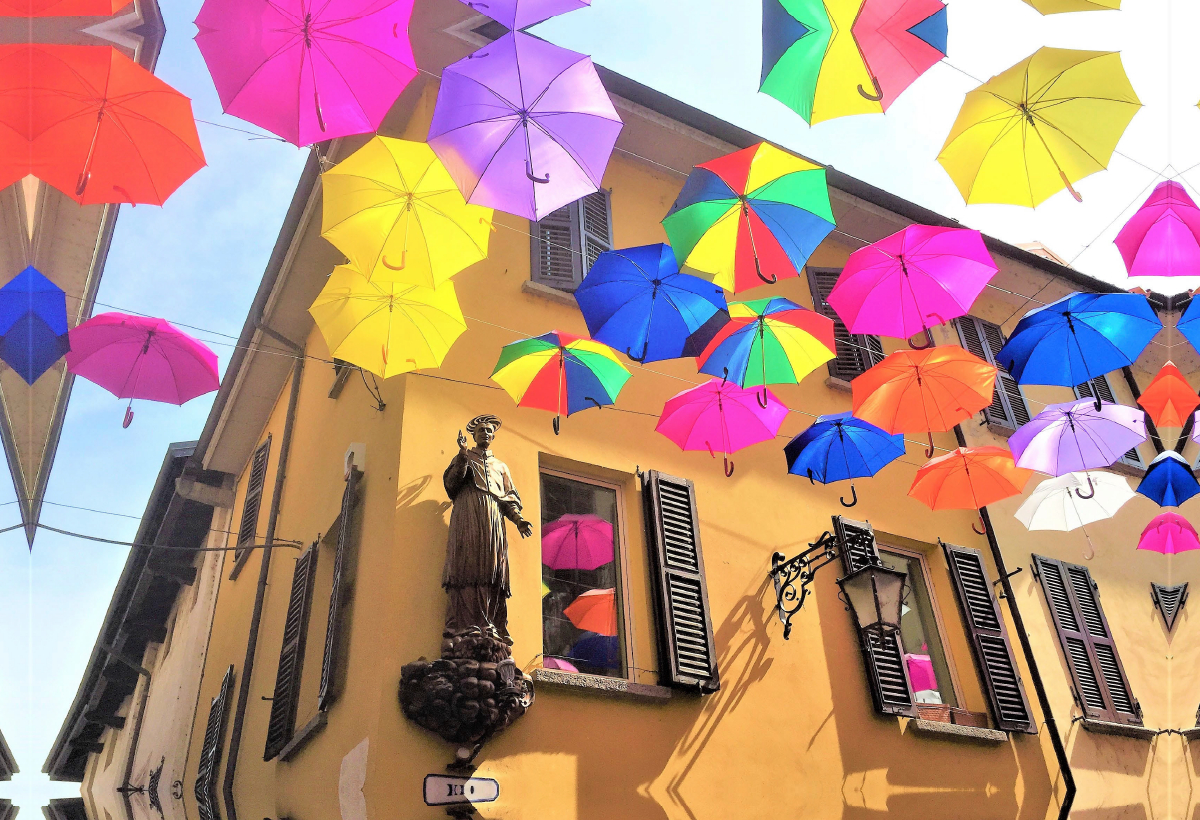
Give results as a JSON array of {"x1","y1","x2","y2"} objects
[
  {"x1": 1008, "y1": 399, "x2": 1147, "y2": 487},
  {"x1": 194, "y1": 0, "x2": 417, "y2": 147},
  {"x1": 456, "y1": 0, "x2": 590, "y2": 29},
  {"x1": 66, "y1": 313, "x2": 220, "y2": 427},
  {"x1": 828, "y1": 225, "x2": 997, "y2": 347},
  {"x1": 1138, "y1": 512, "x2": 1200, "y2": 555},
  {"x1": 655, "y1": 378, "x2": 788, "y2": 477},
  {"x1": 542, "y1": 513, "x2": 614, "y2": 570},
  {"x1": 1115, "y1": 181, "x2": 1200, "y2": 278},
  {"x1": 427, "y1": 32, "x2": 623, "y2": 221}
]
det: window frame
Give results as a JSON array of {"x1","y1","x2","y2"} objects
[
  {"x1": 805, "y1": 266, "x2": 885, "y2": 382},
  {"x1": 954, "y1": 315, "x2": 1030, "y2": 431},
  {"x1": 529, "y1": 190, "x2": 613, "y2": 292}
]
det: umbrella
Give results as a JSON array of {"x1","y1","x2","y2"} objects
[
  {"x1": 0, "y1": 44, "x2": 205, "y2": 205},
  {"x1": 1177, "y1": 296, "x2": 1200, "y2": 357},
  {"x1": 937, "y1": 48, "x2": 1141, "y2": 206},
  {"x1": 1138, "y1": 512, "x2": 1200, "y2": 555},
  {"x1": 573, "y1": 244, "x2": 727, "y2": 363},
  {"x1": 1021, "y1": 0, "x2": 1119, "y2": 13},
  {"x1": 909, "y1": 446, "x2": 1033, "y2": 534},
  {"x1": 1136, "y1": 450, "x2": 1200, "y2": 508},
  {"x1": 656, "y1": 378, "x2": 788, "y2": 477},
  {"x1": 1007, "y1": 399, "x2": 1147, "y2": 482},
  {"x1": 1015, "y1": 472, "x2": 1135, "y2": 531},
  {"x1": 491, "y1": 331, "x2": 630, "y2": 434},
  {"x1": 568, "y1": 633, "x2": 619, "y2": 668},
  {"x1": 851, "y1": 0, "x2": 947, "y2": 110},
  {"x1": 427, "y1": 32, "x2": 623, "y2": 221},
  {"x1": 784, "y1": 412, "x2": 905, "y2": 507},
  {"x1": 1114, "y1": 182, "x2": 1200, "y2": 279},
  {"x1": 563, "y1": 588, "x2": 618, "y2": 636},
  {"x1": 0, "y1": 0, "x2": 129, "y2": 13},
  {"x1": 0, "y1": 266, "x2": 69, "y2": 385},
  {"x1": 307, "y1": 265, "x2": 467, "y2": 379},
  {"x1": 697, "y1": 297, "x2": 836, "y2": 403},
  {"x1": 996, "y1": 292, "x2": 1161, "y2": 390},
  {"x1": 827, "y1": 225, "x2": 997, "y2": 346},
  {"x1": 320, "y1": 137, "x2": 494, "y2": 287},
  {"x1": 851, "y1": 346, "x2": 997, "y2": 455},
  {"x1": 1138, "y1": 362, "x2": 1199, "y2": 428},
  {"x1": 455, "y1": 0, "x2": 589, "y2": 29},
  {"x1": 541, "y1": 514, "x2": 614, "y2": 570},
  {"x1": 541, "y1": 656, "x2": 579, "y2": 672},
  {"x1": 66, "y1": 313, "x2": 220, "y2": 427},
  {"x1": 662, "y1": 142, "x2": 835, "y2": 292},
  {"x1": 194, "y1": 0, "x2": 417, "y2": 147}
]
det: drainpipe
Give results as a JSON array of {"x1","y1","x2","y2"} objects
[
  {"x1": 117, "y1": 662, "x2": 152, "y2": 820},
  {"x1": 222, "y1": 327, "x2": 304, "y2": 820}
]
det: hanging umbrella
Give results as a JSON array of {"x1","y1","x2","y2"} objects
[
  {"x1": 1015, "y1": 472, "x2": 1135, "y2": 531},
  {"x1": 1138, "y1": 512, "x2": 1200, "y2": 555},
  {"x1": 1114, "y1": 182, "x2": 1200, "y2": 279},
  {"x1": 568, "y1": 633, "x2": 619, "y2": 668},
  {"x1": 564, "y1": 588, "x2": 618, "y2": 636},
  {"x1": 784, "y1": 412, "x2": 905, "y2": 507},
  {"x1": 542, "y1": 656, "x2": 579, "y2": 672},
  {"x1": 851, "y1": 346, "x2": 997, "y2": 456},
  {"x1": 996, "y1": 292, "x2": 1161, "y2": 389},
  {"x1": 662, "y1": 142, "x2": 836, "y2": 292},
  {"x1": 697, "y1": 297, "x2": 836, "y2": 403},
  {"x1": 541, "y1": 514, "x2": 614, "y2": 570},
  {"x1": 66, "y1": 313, "x2": 220, "y2": 428},
  {"x1": 655, "y1": 378, "x2": 788, "y2": 477},
  {"x1": 307, "y1": 265, "x2": 467, "y2": 379},
  {"x1": 0, "y1": 0, "x2": 129, "y2": 13},
  {"x1": 1177, "y1": 295, "x2": 1200, "y2": 358},
  {"x1": 491, "y1": 331, "x2": 630, "y2": 434},
  {"x1": 573, "y1": 244, "x2": 727, "y2": 363},
  {"x1": 851, "y1": 0, "x2": 947, "y2": 110},
  {"x1": 1021, "y1": 0, "x2": 1119, "y2": 13},
  {"x1": 909, "y1": 446, "x2": 1033, "y2": 534},
  {"x1": 1138, "y1": 362, "x2": 1199, "y2": 428},
  {"x1": 827, "y1": 225, "x2": 998, "y2": 347},
  {"x1": 937, "y1": 48, "x2": 1141, "y2": 206},
  {"x1": 1136, "y1": 450, "x2": 1200, "y2": 508},
  {"x1": 320, "y1": 137, "x2": 494, "y2": 287},
  {"x1": 427, "y1": 32, "x2": 623, "y2": 221},
  {"x1": 0, "y1": 266, "x2": 69, "y2": 385},
  {"x1": 455, "y1": 0, "x2": 589, "y2": 29},
  {"x1": 195, "y1": 0, "x2": 416, "y2": 147},
  {"x1": 1007, "y1": 399, "x2": 1147, "y2": 483}
]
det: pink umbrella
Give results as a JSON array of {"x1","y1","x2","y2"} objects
[
  {"x1": 1114, "y1": 181, "x2": 1200, "y2": 278},
  {"x1": 194, "y1": 0, "x2": 417, "y2": 147},
  {"x1": 542, "y1": 513, "x2": 614, "y2": 570},
  {"x1": 542, "y1": 656, "x2": 579, "y2": 672},
  {"x1": 456, "y1": 0, "x2": 589, "y2": 30},
  {"x1": 656, "y1": 378, "x2": 788, "y2": 477},
  {"x1": 1138, "y1": 512, "x2": 1200, "y2": 554},
  {"x1": 827, "y1": 225, "x2": 998, "y2": 348},
  {"x1": 66, "y1": 313, "x2": 220, "y2": 427}
]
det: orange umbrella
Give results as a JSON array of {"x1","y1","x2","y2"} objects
[
  {"x1": 851, "y1": 346, "x2": 997, "y2": 456},
  {"x1": 563, "y1": 588, "x2": 618, "y2": 636},
  {"x1": 910, "y1": 446, "x2": 1033, "y2": 534},
  {"x1": 1137, "y1": 362, "x2": 1198, "y2": 428}
]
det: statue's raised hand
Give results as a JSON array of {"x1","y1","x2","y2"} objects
[
  {"x1": 516, "y1": 518, "x2": 534, "y2": 538},
  {"x1": 457, "y1": 430, "x2": 468, "y2": 453}
]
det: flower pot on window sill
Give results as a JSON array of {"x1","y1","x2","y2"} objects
[
  {"x1": 950, "y1": 708, "x2": 990, "y2": 728},
  {"x1": 916, "y1": 704, "x2": 952, "y2": 723}
]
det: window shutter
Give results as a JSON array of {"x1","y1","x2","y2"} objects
[
  {"x1": 530, "y1": 204, "x2": 581, "y2": 291},
  {"x1": 194, "y1": 666, "x2": 234, "y2": 820},
  {"x1": 955, "y1": 317, "x2": 1029, "y2": 428},
  {"x1": 942, "y1": 542, "x2": 1035, "y2": 732},
  {"x1": 318, "y1": 468, "x2": 361, "y2": 711},
  {"x1": 234, "y1": 439, "x2": 271, "y2": 561},
  {"x1": 807, "y1": 268, "x2": 883, "y2": 381},
  {"x1": 580, "y1": 189, "x2": 613, "y2": 276},
  {"x1": 263, "y1": 544, "x2": 318, "y2": 760},
  {"x1": 1033, "y1": 555, "x2": 1141, "y2": 725},
  {"x1": 1074, "y1": 377, "x2": 1141, "y2": 466},
  {"x1": 1151, "y1": 582, "x2": 1188, "y2": 632},
  {"x1": 641, "y1": 470, "x2": 719, "y2": 692}
]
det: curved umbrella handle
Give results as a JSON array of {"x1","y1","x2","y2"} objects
[
  {"x1": 753, "y1": 254, "x2": 777, "y2": 285},
  {"x1": 75, "y1": 170, "x2": 91, "y2": 198},
  {"x1": 925, "y1": 433, "x2": 935, "y2": 458},
  {"x1": 314, "y1": 90, "x2": 326, "y2": 133},
  {"x1": 720, "y1": 367, "x2": 729, "y2": 387},
  {"x1": 626, "y1": 340, "x2": 649, "y2": 363},
  {"x1": 123, "y1": 406, "x2": 134, "y2": 429},
  {"x1": 382, "y1": 251, "x2": 406, "y2": 271},
  {"x1": 552, "y1": 415, "x2": 561, "y2": 436},
  {"x1": 840, "y1": 484, "x2": 858, "y2": 508},
  {"x1": 1093, "y1": 396, "x2": 1102, "y2": 413},
  {"x1": 585, "y1": 396, "x2": 603, "y2": 409},
  {"x1": 526, "y1": 163, "x2": 550, "y2": 184},
  {"x1": 724, "y1": 456, "x2": 735, "y2": 477},
  {"x1": 908, "y1": 326, "x2": 935, "y2": 350},
  {"x1": 1059, "y1": 170, "x2": 1083, "y2": 203},
  {"x1": 972, "y1": 513, "x2": 987, "y2": 536},
  {"x1": 857, "y1": 75, "x2": 884, "y2": 102},
  {"x1": 807, "y1": 469, "x2": 816, "y2": 486},
  {"x1": 705, "y1": 441, "x2": 716, "y2": 459},
  {"x1": 1074, "y1": 474, "x2": 1096, "y2": 500},
  {"x1": 757, "y1": 387, "x2": 770, "y2": 409}
]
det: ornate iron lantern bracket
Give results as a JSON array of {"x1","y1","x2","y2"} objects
[{"x1": 770, "y1": 531, "x2": 842, "y2": 640}]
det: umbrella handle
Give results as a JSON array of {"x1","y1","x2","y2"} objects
[
  {"x1": 526, "y1": 163, "x2": 550, "y2": 184},
  {"x1": 807, "y1": 469, "x2": 816, "y2": 486},
  {"x1": 1075, "y1": 474, "x2": 1096, "y2": 500},
  {"x1": 585, "y1": 396, "x2": 603, "y2": 409},
  {"x1": 75, "y1": 170, "x2": 91, "y2": 198},
  {"x1": 972, "y1": 513, "x2": 987, "y2": 536},
  {"x1": 1059, "y1": 170, "x2": 1083, "y2": 203},
  {"x1": 908, "y1": 326, "x2": 935, "y2": 350},
  {"x1": 705, "y1": 441, "x2": 716, "y2": 459},
  {"x1": 1093, "y1": 397, "x2": 1102, "y2": 413},
  {"x1": 314, "y1": 90, "x2": 326, "y2": 133},
  {"x1": 756, "y1": 387, "x2": 770, "y2": 409},
  {"x1": 724, "y1": 456, "x2": 735, "y2": 477},
  {"x1": 627, "y1": 340, "x2": 649, "y2": 363},
  {"x1": 122, "y1": 406, "x2": 134, "y2": 429},
  {"x1": 925, "y1": 433, "x2": 935, "y2": 458},
  {"x1": 753, "y1": 255, "x2": 777, "y2": 285},
  {"x1": 857, "y1": 75, "x2": 884, "y2": 102},
  {"x1": 552, "y1": 415, "x2": 561, "y2": 436},
  {"x1": 382, "y1": 251, "x2": 406, "y2": 271},
  {"x1": 480, "y1": 217, "x2": 497, "y2": 232},
  {"x1": 840, "y1": 484, "x2": 858, "y2": 508}
]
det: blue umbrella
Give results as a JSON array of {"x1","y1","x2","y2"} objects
[
  {"x1": 996, "y1": 293, "x2": 1161, "y2": 393},
  {"x1": 784, "y1": 412, "x2": 905, "y2": 507},
  {"x1": 1136, "y1": 450, "x2": 1200, "y2": 507},
  {"x1": 1177, "y1": 295, "x2": 1200, "y2": 356},
  {"x1": 0, "y1": 266, "x2": 69, "y2": 385},
  {"x1": 574, "y1": 244, "x2": 727, "y2": 363},
  {"x1": 567, "y1": 633, "x2": 620, "y2": 669}
]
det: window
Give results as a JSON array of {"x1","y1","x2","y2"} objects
[
  {"x1": 955, "y1": 316, "x2": 1030, "y2": 430},
  {"x1": 232, "y1": 437, "x2": 271, "y2": 568},
  {"x1": 878, "y1": 548, "x2": 958, "y2": 707},
  {"x1": 263, "y1": 543, "x2": 318, "y2": 760},
  {"x1": 530, "y1": 190, "x2": 613, "y2": 291},
  {"x1": 806, "y1": 267, "x2": 884, "y2": 381},
  {"x1": 1074, "y1": 376, "x2": 1142, "y2": 467},
  {"x1": 194, "y1": 666, "x2": 233, "y2": 820}
]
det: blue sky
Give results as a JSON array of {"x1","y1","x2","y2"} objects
[{"x1": 0, "y1": 0, "x2": 1193, "y2": 809}]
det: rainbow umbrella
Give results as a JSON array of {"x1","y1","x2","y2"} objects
[
  {"x1": 1138, "y1": 512, "x2": 1200, "y2": 555},
  {"x1": 852, "y1": 0, "x2": 947, "y2": 110},
  {"x1": 491, "y1": 331, "x2": 630, "y2": 434},
  {"x1": 662, "y1": 143, "x2": 835, "y2": 292},
  {"x1": 1115, "y1": 181, "x2": 1200, "y2": 279},
  {"x1": 656, "y1": 378, "x2": 788, "y2": 476}
]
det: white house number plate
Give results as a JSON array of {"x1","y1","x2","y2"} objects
[{"x1": 423, "y1": 774, "x2": 500, "y2": 806}]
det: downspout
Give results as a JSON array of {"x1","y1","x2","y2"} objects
[
  {"x1": 117, "y1": 662, "x2": 152, "y2": 820},
  {"x1": 222, "y1": 327, "x2": 304, "y2": 820}
]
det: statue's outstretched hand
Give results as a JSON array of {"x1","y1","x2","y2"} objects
[
  {"x1": 517, "y1": 518, "x2": 535, "y2": 538},
  {"x1": 457, "y1": 430, "x2": 468, "y2": 453}
]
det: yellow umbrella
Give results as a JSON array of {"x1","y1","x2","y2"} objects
[
  {"x1": 321, "y1": 137, "x2": 493, "y2": 287},
  {"x1": 308, "y1": 265, "x2": 467, "y2": 379},
  {"x1": 1022, "y1": 0, "x2": 1119, "y2": 12},
  {"x1": 938, "y1": 48, "x2": 1140, "y2": 207}
]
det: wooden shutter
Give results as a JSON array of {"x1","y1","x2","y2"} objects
[
  {"x1": 833, "y1": 516, "x2": 917, "y2": 717},
  {"x1": 942, "y1": 542, "x2": 1035, "y2": 732},
  {"x1": 318, "y1": 468, "x2": 361, "y2": 710},
  {"x1": 642, "y1": 470, "x2": 720, "y2": 692},
  {"x1": 1151, "y1": 582, "x2": 1187, "y2": 631},
  {"x1": 234, "y1": 439, "x2": 271, "y2": 561},
  {"x1": 263, "y1": 544, "x2": 318, "y2": 760},
  {"x1": 530, "y1": 204, "x2": 581, "y2": 290},
  {"x1": 194, "y1": 666, "x2": 233, "y2": 820},
  {"x1": 1074, "y1": 377, "x2": 1142, "y2": 466},
  {"x1": 1033, "y1": 555, "x2": 1141, "y2": 725},
  {"x1": 580, "y1": 189, "x2": 613, "y2": 276},
  {"x1": 956, "y1": 317, "x2": 1029, "y2": 429},
  {"x1": 807, "y1": 268, "x2": 884, "y2": 381}
]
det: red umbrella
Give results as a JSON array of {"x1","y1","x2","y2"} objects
[
  {"x1": 563, "y1": 588, "x2": 618, "y2": 636},
  {"x1": 541, "y1": 514, "x2": 614, "y2": 571},
  {"x1": 0, "y1": 0, "x2": 129, "y2": 14}
]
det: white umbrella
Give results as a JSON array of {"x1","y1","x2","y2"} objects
[{"x1": 1015, "y1": 471, "x2": 1135, "y2": 532}]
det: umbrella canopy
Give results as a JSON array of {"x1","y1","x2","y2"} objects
[
  {"x1": 307, "y1": 265, "x2": 467, "y2": 379},
  {"x1": 1177, "y1": 295, "x2": 1200, "y2": 358},
  {"x1": 0, "y1": 266, "x2": 69, "y2": 385},
  {"x1": 851, "y1": 0, "x2": 947, "y2": 110},
  {"x1": 827, "y1": 225, "x2": 997, "y2": 343},
  {"x1": 564, "y1": 588, "x2": 618, "y2": 636},
  {"x1": 1138, "y1": 362, "x2": 1199, "y2": 428},
  {"x1": 655, "y1": 378, "x2": 788, "y2": 476},
  {"x1": 937, "y1": 48, "x2": 1141, "y2": 206},
  {"x1": 1015, "y1": 472, "x2": 1135, "y2": 532},
  {"x1": 662, "y1": 143, "x2": 836, "y2": 292},
  {"x1": 997, "y1": 292, "x2": 1162, "y2": 387},
  {"x1": 1021, "y1": 0, "x2": 1119, "y2": 13},
  {"x1": 1114, "y1": 182, "x2": 1200, "y2": 279},
  {"x1": 1008, "y1": 399, "x2": 1147, "y2": 476},
  {"x1": 1138, "y1": 512, "x2": 1200, "y2": 555},
  {"x1": 574, "y1": 244, "x2": 727, "y2": 363},
  {"x1": 541, "y1": 514, "x2": 614, "y2": 570},
  {"x1": 1136, "y1": 450, "x2": 1200, "y2": 508},
  {"x1": 784, "y1": 412, "x2": 904, "y2": 505},
  {"x1": 542, "y1": 656, "x2": 579, "y2": 672},
  {"x1": 455, "y1": 0, "x2": 589, "y2": 29},
  {"x1": 569, "y1": 633, "x2": 619, "y2": 667},
  {"x1": 0, "y1": 0, "x2": 130, "y2": 13},
  {"x1": 910, "y1": 446, "x2": 1033, "y2": 517},
  {"x1": 195, "y1": 0, "x2": 416, "y2": 147},
  {"x1": 428, "y1": 32, "x2": 622, "y2": 221}
]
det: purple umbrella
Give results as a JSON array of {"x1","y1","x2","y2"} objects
[
  {"x1": 427, "y1": 32, "x2": 623, "y2": 221},
  {"x1": 456, "y1": 0, "x2": 590, "y2": 30},
  {"x1": 1009, "y1": 399, "x2": 1147, "y2": 491}
]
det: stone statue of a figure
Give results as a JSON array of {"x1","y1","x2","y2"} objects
[{"x1": 442, "y1": 414, "x2": 533, "y2": 643}]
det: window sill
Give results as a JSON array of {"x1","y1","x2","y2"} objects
[
  {"x1": 1179, "y1": 727, "x2": 1200, "y2": 740},
  {"x1": 1080, "y1": 718, "x2": 1157, "y2": 740},
  {"x1": 521, "y1": 280, "x2": 578, "y2": 307},
  {"x1": 227, "y1": 548, "x2": 252, "y2": 581},
  {"x1": 1107, "y1": 461, "x2": 1146, "y2": 479},
  {"x1": 906, "y1": 718, "x2": 1008, "y2": 744},
  {"x1": 985, "y1": 422, "x2": 1016, "y2": 440},
  {"x1": 278, "y1": 711, "x2": 326, "y2": 762},
  {"x1": 531, "y1": 669, "x2": 672, "y2": 702},
  {"x1": 825, "y1": 376, "x2": 852, "y2": 393}
]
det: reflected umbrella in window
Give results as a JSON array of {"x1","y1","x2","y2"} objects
[
  {"x1": 908, "y1": 446, "x2": 1033, "y2": 535},
  {"x1": 1138, "y1": 512, "x2": 1200, "y2": 555},
  {"x1": 1115, "y1": 182, "x2": 1200, "y2": 279},
  {"x1": 784, "y1": 412, "x2": 905, "y2": 507},
  {"x1": 541, "y1": 514, "x2": 614, "y2": 571},
  {"x1": 541, "y1": 656, "x2": 579, "y2": 672},
  {"x1": 563, "y1": 588, "x2": 618, "y2": 636},
  {"x1": 454, "y1": 0, "x2": 590, "y2": 29},
  {"x1": 655, "y1": 378, "x2": 788, "y2": 477},
  {"x1": 0, "y1": 266, "x2": 70, "y2": 385},
  {"x1": 568, "y1": 633, "x2": 620, "y2": 668},
  {"x1": 1138, "y1": 363, "x2": 1200, "y2": 429},
  {"x1": 1015, "y1": 472, "x2": 1135, "y2": 559},
  {"x1": 1136, "y1": 451, "x2": 1200, "y2": 508}
]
